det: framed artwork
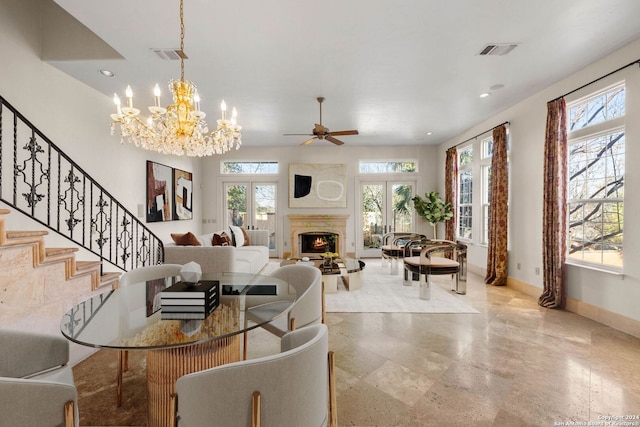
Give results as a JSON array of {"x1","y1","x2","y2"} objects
[
  {"x1": 289, "y1": 163, "x2": 347, "y2": 208},
  {"x1": 146, "y1": 161, "x2": 173, "y2": 222},
  {"x1": 173, "y1": 168, "x2": 193, "y2": 220}
]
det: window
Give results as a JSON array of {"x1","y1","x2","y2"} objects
[
  {"x1": 567, "y1": 82, "x2": 625, "y2": 270},
  {"x1": 222, "y1": 161, "x2": 278, "y2": 174},
  {"x1": 359, "y1": 161, "x2": 417, "y2": 174},
  {"x1": 457, "y1": 146, "x2": 473, "y2": 240},
  {"x1": 453, "y1": 128, "x2": 509, "y2": 245}
]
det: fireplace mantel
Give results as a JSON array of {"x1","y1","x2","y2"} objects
[{"x1": 288, "y1": 214, "x2": 349, "y2": 258}]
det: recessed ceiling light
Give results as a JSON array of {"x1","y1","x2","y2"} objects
[
  {"x1": 426, "y1": 132, "x2": 432, "y2": 136},
  {"x1": 99, "y1": 69, "x2": 115, "y2": 77},
  {"x1": 479, "y1": 92, "x2": 491, "y2": 98}
]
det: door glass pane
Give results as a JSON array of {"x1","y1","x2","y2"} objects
[
  {"x1": 362, "y1": 184, "x2": 383, "y2": 249},
  {"x1": 226, "y1": 184, "x2": 247, "y2": 227},
  {"x1": 391, "y1": 183, "x2": 413, "y2": 232},
  {"x1": 254, "y1": 184, "x2": 276, "y2": 250}
]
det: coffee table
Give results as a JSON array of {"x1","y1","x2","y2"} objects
[
  {"x1": 61, "y1": 272, "x2": 294, "y2": 427},
  {"x1": 281, "y1": 256, "x2": 363, "y2": 293}
]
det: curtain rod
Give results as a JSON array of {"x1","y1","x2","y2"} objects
[
  {"x1": 549, "y1": 59, "x2": 640, "y2": 103},
  {"x1": 448, "y1": 121, "x2": 510, "y2": 150}
]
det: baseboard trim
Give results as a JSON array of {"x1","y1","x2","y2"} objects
[{"x1": 506, "y1": 277, "x2": 640, "y2": 339}]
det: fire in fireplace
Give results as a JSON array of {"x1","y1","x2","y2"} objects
[{"x1": 299, "y1": 232, "x2": 338, "y2": 256}]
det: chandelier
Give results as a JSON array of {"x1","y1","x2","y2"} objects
[{"x1": 109, "y1": 0, "x2": 241, "y2": 157}]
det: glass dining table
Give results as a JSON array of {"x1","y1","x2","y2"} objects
[{"x1": 61, "y1": 271, "x2": 295, "y2": 427}]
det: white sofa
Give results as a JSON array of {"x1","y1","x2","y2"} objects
[{"x1": 164, "y1": 230, "x2": 270, "y2": 274}]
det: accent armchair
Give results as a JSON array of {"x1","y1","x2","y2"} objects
[
  {"x1": 0, "y1": 329, "x2": 78, "y2": 427},
  {"x1": 171, "y1": 324, "x2": 336, "y2": 427},
  {"x1": 403, "y1": 239, "x2": 468, "y2": 298},
  {"x1": 243, "y1": 263, "x2": 323, "y2": 359}
]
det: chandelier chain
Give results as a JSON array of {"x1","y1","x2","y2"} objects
[{"x1": 179, "y1": 0, "x2": 185, "y2": 81}]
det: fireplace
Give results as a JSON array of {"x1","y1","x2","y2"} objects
[
  {"x1": 288, "y1": 214, "x2": 349, "y2": 259},
  {"x1": 299, "y1": 232, "x2": 338, "y2": 257}
]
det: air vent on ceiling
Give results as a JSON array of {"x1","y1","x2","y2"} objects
[
  {"x1": 151, "y1": 48, "x2": 188, "y2": 60},
  {"x1": 477, "y1": 43, "x2": 519, "y2": 56}
]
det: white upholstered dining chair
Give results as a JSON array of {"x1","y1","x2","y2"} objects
[
  {"x1": 171, "y1": 324, "x2": 336, "y2": 427},
  {"x1": 0, "y1": 329, "x2": 78, "y2": 427},
  {"x1": 243, "y1": 263, "x2": 323, "y2": 359},
  {"x1": 115, "y1": 263, "x2": 183, "y2": 406}
]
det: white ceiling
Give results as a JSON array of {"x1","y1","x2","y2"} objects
[{"x1": 48, "y1": 0, "x2": 640, "y2": 148}]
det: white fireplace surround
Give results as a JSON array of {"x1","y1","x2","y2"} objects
[{"x1": 288, "y1": 214, "x2": 349, "y2": 258}]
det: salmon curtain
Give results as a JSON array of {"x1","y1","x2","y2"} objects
[
  {"x1": 539, "y1": 98, "x2": 568, "y2": 308},
  {"x1": 444, "y1": 148, "x2": 457, "y2": 242},
  {"x1": 484, "y1": 125, "x2": 509, "y2": 286}
]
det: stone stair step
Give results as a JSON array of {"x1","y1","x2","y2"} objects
[
  {"x1": 4, "y1": 230, "x2": 48, "y2": 266},
  {"x1": 100, "y1": 272, "x2": 122, "y2": 289},
  {"x1": 74, "y1": 260, "x2": 103, "y2": 290},
  {"x1": 4, "y1": 230, "x2": 49, "y2": 247},
  {"x1": 75, "y1": 260, "x2": 102, "y2": 273},
  {"x1": 45, "y1": 247, "x2": 79, "y2": 263},
  {"x1": 46, "y1": 247, "x2": 79, "y2": 256},
  {"x1": 42, "y1": 247, "x2": 80, "y2": 277}
]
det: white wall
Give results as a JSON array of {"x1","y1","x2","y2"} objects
[
  {"x1": 0, "y1": 0, "x2": 201, "y2": 250},
  {"x1": 438, "y1": 38, "x2": 640, "y2": 322}
]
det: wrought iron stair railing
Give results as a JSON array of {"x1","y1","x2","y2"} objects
[{"x1": 0, "y1": 95, "x2": 164, "y2": 273}]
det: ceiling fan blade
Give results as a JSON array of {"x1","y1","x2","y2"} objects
[
  {"x1": 301, "y1": 136, "x2": 317, "y2": 146},
  {"x1": 328, "y1": 129, "x2": 359, "y2": 136},
  {"x1": 284, "y1": 133, "x2": 313, "y2": 136},
  {"x1": 325, "y1": 135, "x2": 345, "y2": 146}
]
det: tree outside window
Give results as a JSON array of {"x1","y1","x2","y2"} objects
[{"x1": 567, "y1": 82, "x2": 625, "y2": 269}]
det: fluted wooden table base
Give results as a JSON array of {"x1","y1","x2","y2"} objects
[{"x1": 146, "y1": 336, "x2": 240, "y2": 427}]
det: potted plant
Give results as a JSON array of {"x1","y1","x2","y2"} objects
[{"x1": 412, "y1": 191, "x2": 453, "y2": 239}]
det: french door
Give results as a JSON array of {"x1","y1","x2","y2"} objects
[
  {"x1": 358, "y1": 180, "x2": 416, "y2": 258},
  {"x1": 223, "y1": 182, "x2": 277, "y2": 257}
]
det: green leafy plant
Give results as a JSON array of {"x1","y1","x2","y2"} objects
[{"x1": 411, "y1": 191, "x2": 453, "y2": 239}]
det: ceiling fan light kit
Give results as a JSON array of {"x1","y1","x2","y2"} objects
[{"x1": 284, "y1": 97, "x2": 359, "y2": 146}]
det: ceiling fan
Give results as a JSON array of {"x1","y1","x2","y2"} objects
[{"x1": 284, "y1": 97, "x2": 359, "y2": 146}]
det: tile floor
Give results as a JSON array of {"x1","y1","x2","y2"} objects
[
  {"x1": 290, "y1": 267, "x2": 640, "y2": 426},
  {"x1": 78, "y1": 262, "x2": 640, "y2": 427}
]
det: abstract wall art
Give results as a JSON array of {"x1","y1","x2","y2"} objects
[
  {"x1": 146, "y1": 160, "x2": 173, "y2": 222},
  {"x1": 289, "y1": 163, "x2": 347, "y2": 208},
  {"x1": 146, "y1": 161, "x2": 193, "y2": 222},
  {"x1": 173, "y1": 168, "x2": 193, "y2": 220}
]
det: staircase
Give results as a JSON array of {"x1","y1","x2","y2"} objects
[{"x1": 0, "y1": 208, "x2": 120, "y2": 336}]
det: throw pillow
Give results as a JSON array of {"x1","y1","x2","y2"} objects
[
  {"x1": 219, "y1": 231, "x2": 232, "y2": 246},
  {"x1": 212, "y1": 233, "x2": 232, "y2": 246},
  {"x1": 229, "y1": 225, "x2": 245, "y2": 247},
  {"x1": 171, "y1": 232, "x2": 201, "y2": 246},
  {"x1": 241, "y1": 227, "x2": 250, "y2": 246}
]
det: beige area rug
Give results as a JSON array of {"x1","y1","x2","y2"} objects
[{"x1": 323, "y1": 259, "x2": 480, "y2": 314}]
